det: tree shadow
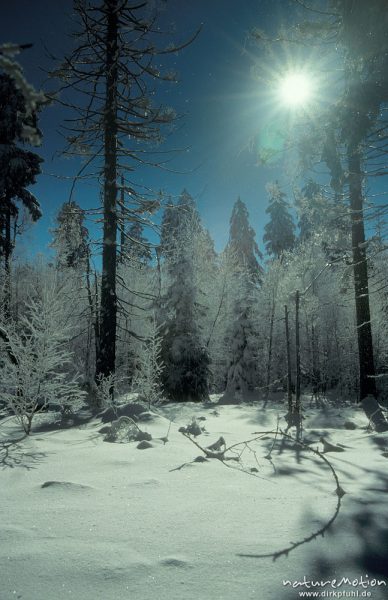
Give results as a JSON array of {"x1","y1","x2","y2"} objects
[
  {"x1": 316, "y1": 472, "x2": 388, "y2": 578},
  {"x1": 280, "y1": 467, "x2": 388, "y2": 600},
  {"x1": 0, "y1": 436, "x2": 47, "y2": 469},
  {"x1": 32, "y1": 411, "x2": 94, "y2": 433}
]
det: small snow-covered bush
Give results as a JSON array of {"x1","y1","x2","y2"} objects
[
  {"x1": 93, "y1": 372, "x2": 118, "y2": 411},
  {"x1": 103, "y1": 416, "x2": 152, "y2": 443},
  {"x1": 178, "y1": 417, "x2": 205, "y2": 437},
  {"x1": 132, "y1": 317, "x2": 165, "y2": 408},
  {"x1": 0, "y1": 282, "x2": 86, "y2": 433}
]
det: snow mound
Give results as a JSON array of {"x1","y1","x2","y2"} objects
[
  {"x1": 41, "y1": 481, "x2": 93, "y2": 491},
  {"x1": 159, "y1": 557, "x2": 190, "y2": 568},
  {"x1": 137, "y1": 440, "x2": 153, "y2": 449}
]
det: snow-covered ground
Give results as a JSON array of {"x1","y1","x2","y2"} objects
[{"x1": 1, "y1": 397, "x2": 388, "y2": 600}]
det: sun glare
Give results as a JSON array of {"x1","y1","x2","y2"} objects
[{"x1": 279, "y1": 72, "x2": 313, "y2": 107}]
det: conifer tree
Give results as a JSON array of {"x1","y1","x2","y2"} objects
[
  {"x1": 263, "y1": 182, "x2": 295, "y2": 258},
  {"x1": 223, "y1": 199, "x2": 260, "y2": 401},
  {"x1": 52, "y1": 0, "x2": 197, "y2": 384},
  {"x1": 160, "y1": 191, "x2": 210, "y2": 402},
  {"x1": 228, "y1": 197, "x2": 263, "y2": 283},
  {"x1": 224, "y1": 284, "x2": 257, "y2": 401},
  {"x1": 255, "y1": 0, "x2": 388, "y2": 430},
  {"x1": 120, "y1": 221, "x2": 152, "y2": 266},
  {"x1": 52, "y1": 201, "x2": 89, "y2": 270},
  {"x1": 0, "y1": 73, "x2": 43, "y2": 314}
]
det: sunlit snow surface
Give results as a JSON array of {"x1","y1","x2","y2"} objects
[{"x1": 1, "y1": 398, "x2": 388, "y2": 600}]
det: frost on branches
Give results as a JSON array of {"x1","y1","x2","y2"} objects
[{"x1": 0, "y1": 281, "x2": 86, "y2": 434}]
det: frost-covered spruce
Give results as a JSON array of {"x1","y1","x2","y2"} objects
[
  {"x1": 51, "y1": 201, "x2": 89, "y2": 270},
  {"x1": 120, "y1": 220, "x2": 152, "y2": 266},
  {"x1": 160, "y1": 191, "x2": 210, "y2": 402},
  {"x1": 222, "y1": 198, "x2": 260, "y2": 400},
  {"x1": 228, "y1": 197, "x2": 263, "y2": 283},
  {"x1": 225, "y1": 281, "x2": 257, "y2": 401},
  {"x1": 263, "y1": 181, "x2": 295, "y2": 258}
]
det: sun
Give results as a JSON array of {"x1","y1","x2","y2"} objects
[{"x1": 279, "y1": 72, "x2": 313, "y2": 107}]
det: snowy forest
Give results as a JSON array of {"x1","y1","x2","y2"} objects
[{"x1": 2, "y1": 2, "x2": 388, "y2": 600}]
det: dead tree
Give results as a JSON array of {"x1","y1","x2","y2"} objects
[{"x1": 52, "y1": 0, "x2": 199, "y2": 384}]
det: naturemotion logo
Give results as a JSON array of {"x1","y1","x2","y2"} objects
[{"x1": 283, "y1": 575, "x2": 386, "y2": 598}]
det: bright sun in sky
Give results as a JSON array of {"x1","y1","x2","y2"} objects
[{"x1": 279, "y1": 72, "x2": 313, "y2": 107}]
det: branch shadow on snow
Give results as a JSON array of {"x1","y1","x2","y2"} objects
[
  {"x1": 0, "y1": 436, "x2": 46, "y2": 470},
  {"x1": 279, "y1": 462, "x2": 388, "y2": 600},
  {"x1": 314, "y1": 473, "x2": 388, "y2": 579},
  {"x1": 31, "y1": 410, "x2": 94, "y2": 433}
]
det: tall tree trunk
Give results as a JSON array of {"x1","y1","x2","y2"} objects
[
  {"x1": 119, "y1": 174, "x2": 125, "y2": 262},
  {"x1": 85, "y1": 250, "x2": 100, "y2": 375},
  {"x1": 284, "y1": 304, "x2": 293, "y2": 414},
  {"x1": 4, "y1": 202, "x2": 12, "y2": 318},
  {"x1": 264, "y1": 294, "x2": 275, "y2": 403},
  {"x1": 95, "y1": 0, "x2": 119, "y2": 382},
  {"x1": 295, "y1": 290, "x2": 301, "y2": 414},
  {"x1": 294, "y1": 290, "x2": 302, "y2": 439},
  {"x1": 347, "y1": 143, "x2": 388, "y2": 431}
]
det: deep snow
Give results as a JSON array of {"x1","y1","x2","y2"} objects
[{"x1": 1, "y1": 397, "x2": 388, "y2": 600}]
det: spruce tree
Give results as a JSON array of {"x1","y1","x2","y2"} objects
[
  {"x1": 223, "y1": 198, "x2": 260, "y2": 401},
  {"x1": 224, "y1": 286, "x2": 257, "y2": 401},
  {"x1": 120, "y1": 221, "x2": 152, "y2": 266},
  {"x1": 263, "y1": 182, "x2": 295, "y2": 258},
  {"x1": 255, "y1": 0, "x2": 388, "y2": 430},
  {"x1": 296, "y1": 180, "x2": 325, "y2": 242},
  {"x1": 0, "y1": 73, "x2": 43, "y2": 314},
  {"x1": 52, "y1": 201, "x2": 89, "y2": 270},
  {"x1": 53, "y1": 0, "x2": 196, "y2": 384},
  {"x1": 160, "y1": 191, "x2": 210, "y2": 402},
  {"x1": 228, "y1": 198, "x2": 263, "y2": 283}
]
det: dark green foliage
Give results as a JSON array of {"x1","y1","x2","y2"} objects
[
  {"x1": 0, "y1": 74, "x2": 42, "y2": 260},
  {"x1": 263, "y1": 182, "x2": 295, "y2": 258}
]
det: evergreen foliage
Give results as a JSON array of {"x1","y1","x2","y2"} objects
[
  {"x1": 263, "y1": 182, "x2": 295, "y2": 258},
  {"x1": 225, "y1": 287, "x2": 257, "y2": 401},
  {"x1": 52, "y1": 201, "x2": 89, "y2": 270},
  {"x1": 0, "y1": 73, "x2": 43, "y2": 262},
  {"x1": 122, "y1": 221, "x2": 152, "y2": 266},
  {"x1": 228, "y1": 198, "x2": 263, "y2": 283},
  {"x1": 160, "y1": 191, "x2": 210, "y2": 402}
]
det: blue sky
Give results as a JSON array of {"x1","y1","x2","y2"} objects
[{"x1": 1, "y1": 0, "x2": 337, "y2": 261}]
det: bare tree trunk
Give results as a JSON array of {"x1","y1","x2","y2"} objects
[
  {"x1": 264, "y1": 292, "x2": 276, "y2": 407},
  {"x1": 285, "y1": 304, "x2": 293, "y2": 414},
  {"x1": 96, "y1": 0, "x2": 119, "y2": 382},
  {"x1": 85, "y1": 250, "x2": 99, "y2": 378},
  {"x1": 119, "y1": 174, "x2": 125, "y2": 262},
  {"x1": 348, "y1": 143, "x2": 388, "y2": 431},
  {"x1": 295, "y1": 290, "x2": 301, "y2": 414},
  {"x1": 294, "y1": 290, "x2": 302, "y2": 439},
  {"x1": 4, "y1": 203, "x2": 12, "y2": 318}
]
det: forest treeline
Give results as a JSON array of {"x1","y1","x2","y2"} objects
[{"x1": 1, "y1": 0, "x2": 388, "y2": 433}]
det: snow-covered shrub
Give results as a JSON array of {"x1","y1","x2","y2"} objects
[
  {"x1": 93, "y1": 372, "x2": 118, "y2": 411},
  {"x1": 178, "y1": 417, "x2": 204, "y2": 437},
  {"x1": 0, "y1": 282, "x2": 86, "y2": 433},
  {"x1": 103, "y1": 416, "x2": 152, "y2": 443},
  {"x1": 132, "y1": 317, "x2": 165, "y2": 407}
]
